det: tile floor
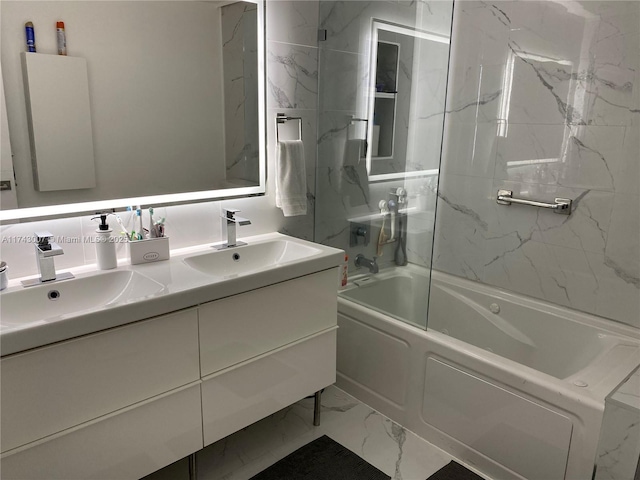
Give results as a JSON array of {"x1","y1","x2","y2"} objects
[{"x1": 145, "y1": 385, "x2": 484, "y2": 480}]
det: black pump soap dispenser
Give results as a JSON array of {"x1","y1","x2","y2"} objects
[{"x1": 92, "y1": 213, "x2": 117, "y2": 270}]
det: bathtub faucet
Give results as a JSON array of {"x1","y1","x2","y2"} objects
[{"x1": 354, "y1": 254, "x2": 379, "y2": 274}]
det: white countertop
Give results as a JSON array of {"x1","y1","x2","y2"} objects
[{"x1": 0, "y1": 233, "x2": 344, "y2": 356}]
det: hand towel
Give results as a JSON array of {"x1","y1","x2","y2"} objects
[
  {"x1": 341, "y1": 139, "x2": 370, "y2": 207},
  {"x1": 276, "y1": 140, "x2": 307, "y2": 217}
]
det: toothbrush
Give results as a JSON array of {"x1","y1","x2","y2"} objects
[
  {"x1": 136, "y1": 206, "x2": 144, "y2": 239},
  {"x1": 154, "y1": 217, "x2": 166, "y2": 238},
  {"x1": 149, "y1": 208, "x2": 156, "y2": 238},
  {"x1": 126, "y1": 206, "x2": 136, "y2": 238},
  {"x1": 115, "y1": 214, "x2": 131, "y2": 240}
]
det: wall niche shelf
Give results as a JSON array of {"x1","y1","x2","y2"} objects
[{"x1": 372, "y1": 40, "x2": 399, "y2": 160}]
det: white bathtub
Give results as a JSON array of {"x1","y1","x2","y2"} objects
[{"x1": 337, "y1": 265, "x2": 640, "y2": 480}]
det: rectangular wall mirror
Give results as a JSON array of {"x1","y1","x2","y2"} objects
[{"x1": 0, "y1": 0, "x2": 265, "y2": 221}]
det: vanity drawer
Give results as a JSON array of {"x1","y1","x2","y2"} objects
[
  {"x1": 201, "y1": 328, "x2": 337, "y2": 446},
  {"x1": 0, "y1": 383, "x2": 203, "y2": 480},
  {"x1": 198, "y1": 268, "x2": 338, "y2": 376},
  {"x1": 1, "y1": 308, "x2": 200, "y2": 453}
]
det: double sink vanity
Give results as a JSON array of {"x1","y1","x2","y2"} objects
[
  {"x1": 0, "y1": 1, "x2": 340, "y2": 477},
  {"x1": 0, "y1": 233, "x2": 343, "y2": 479}
]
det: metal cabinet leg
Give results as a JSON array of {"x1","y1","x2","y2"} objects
[
  {"x1": 313, "y1": 390, "x2": 322, "y2": 426},
  {"x1": 188, "y1": 453, "x2": 197, "y2": 480}
]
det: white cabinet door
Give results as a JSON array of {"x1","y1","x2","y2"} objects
[
  {"x1": 1, "y1": 308, "x2": 200, "y2": 452},
  {"x1": 0, "y1": 384, "x2": 203, "y2": 480},
  {"x1": 201, "y1": 329, "x2": 337, "y2": 446},
  {"x1": 199, "y1": 268, "x2": 338, "y2": 376}
]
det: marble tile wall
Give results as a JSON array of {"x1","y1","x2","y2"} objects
[
  {"x1": 264, "y1": 0, "x2": 320, "y2": 239},
  {"x1": 0, "y1": 1, "x2": 321, "y2": 279},
  {"x1": 595, "y1": 368, "x2": 640, "y2": 480},
  {"x1": 434, "y1": 0, "x2": 640, "y2": 328}
]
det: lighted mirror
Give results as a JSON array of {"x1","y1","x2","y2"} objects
[
  {"x1": 366, "y1": 21, "x2": 450, "y2": 182},
  {"x1": 0, "y1": 0, "x2": 265, "y2": 221}
]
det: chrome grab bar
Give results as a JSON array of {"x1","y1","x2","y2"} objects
[{"x1": 496, "y1": 189, "x2": 572, "y2": 215}]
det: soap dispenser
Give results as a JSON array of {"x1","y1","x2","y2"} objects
[{"x1": 92, "y1": 213, "x2": 117, "y2": 270}]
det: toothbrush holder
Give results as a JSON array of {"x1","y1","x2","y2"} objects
[{"x1": 128, "y1": 237, "x2": 170, "y2": 265}]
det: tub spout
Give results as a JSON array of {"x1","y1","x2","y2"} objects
[{"x1": 354, "y1": 254, "x2": 379, "y2": 274}]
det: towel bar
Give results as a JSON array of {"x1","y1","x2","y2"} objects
[
  {"x1": 496, "y1": 189, "x2": 572, "y2": 215},
  {"x1": 348, "y1": 116, "x2": 368, "y2": 138},
  {"x1": 275, "y1": 113, "x2": 302, "y2": 142},
  {"x1": 347, "y1": 116, "x2": 369, "y2": 157},
  {"x1": 349, "y1": 116, "x2": 368, "y2": 127}
]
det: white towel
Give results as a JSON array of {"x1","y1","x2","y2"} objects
[
  {"x1": 276, "y1": 140, "x2": 307, "y2": 217},
  {"x1": 341, "y1": 139, "x2": 370, "y2": 207}
]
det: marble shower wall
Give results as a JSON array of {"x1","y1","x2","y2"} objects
[
  {"x1": 314, "y1": 0, "x2": 453, "y2": 272},
  {"x1": 434, "y1": 0, "x2": 640, "y2": 328}
]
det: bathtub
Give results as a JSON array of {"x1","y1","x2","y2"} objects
[{"x1": 337, "y1": 265, "x2": 640, "y2": 480}]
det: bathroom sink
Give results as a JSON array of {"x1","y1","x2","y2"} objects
[
  {"x1": 0, "y1": 270, "x2": 165, "y2": 329},
  {"x1": 0, "y1": 233, "x2": 344, "y2": 356},
  {"x1": 183, "y1": 239, "x2": 322, "y2": 278}
]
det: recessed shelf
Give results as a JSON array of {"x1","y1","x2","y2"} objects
[
  {"x1": 375, "y1": 92, "x2": 396, "y2": 99},
  {"x1": 372, "y1": 40, "x2": 399, "y2": 159}
]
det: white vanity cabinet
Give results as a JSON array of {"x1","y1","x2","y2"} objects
[
  {"x1": 198, "y1": 269, "x2": 338, "y2": 446},
  {"x1": 0, "y1": 262, "x2": 340, "y2": 479},
  {"x1": 0, "y1": 309, "x2": 202, "y2": 480},
  {"x1": 1, "y1": 385, "x2": 203, "y2": 480},
  {"x1": 198, "y1": 269, "x2": 338, "y2": 375}
]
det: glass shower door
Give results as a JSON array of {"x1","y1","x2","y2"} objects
[{"x1": 313, "y1": 0, "x2": 454, "y2": 329}]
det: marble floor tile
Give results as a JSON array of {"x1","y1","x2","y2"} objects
[
  {"x1": 146, "y1": 386, "x2": 472, "y2": 480},
  {"x1": 197, "y1": 386, "x2": 457, "y2": 480}
]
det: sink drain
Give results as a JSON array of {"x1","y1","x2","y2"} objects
[
  {"x1": 48, "y1": 289, "x2": 61, "y2": 301},
  {"x1": 232, "y1": 253, "x2": 241, "y2": 261}
]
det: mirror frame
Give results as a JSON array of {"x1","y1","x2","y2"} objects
[
  {"x1": 0, "y1": 0, "x2": 266, "y2": 222},
  {"x1": 366, "y1": 20, "x2": 449, "y2": 182}
]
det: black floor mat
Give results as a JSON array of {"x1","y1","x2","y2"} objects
[
  {"x1": 249, "y1": 435, "x2": 390, "y2": 480},
  {"x1": 427, "y1": 461, "x2": 486, "y2": 480}
]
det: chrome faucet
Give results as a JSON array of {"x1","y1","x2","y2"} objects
[
  {"x1": 354, "y1": 254, "x2": 379, "y2": 274},
  {"x1": 22, "y1": 232, "x2": 74, "y2": 287},
  {"x1": 215, "y1": 208, "x2": 251, "y2": 250}
]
